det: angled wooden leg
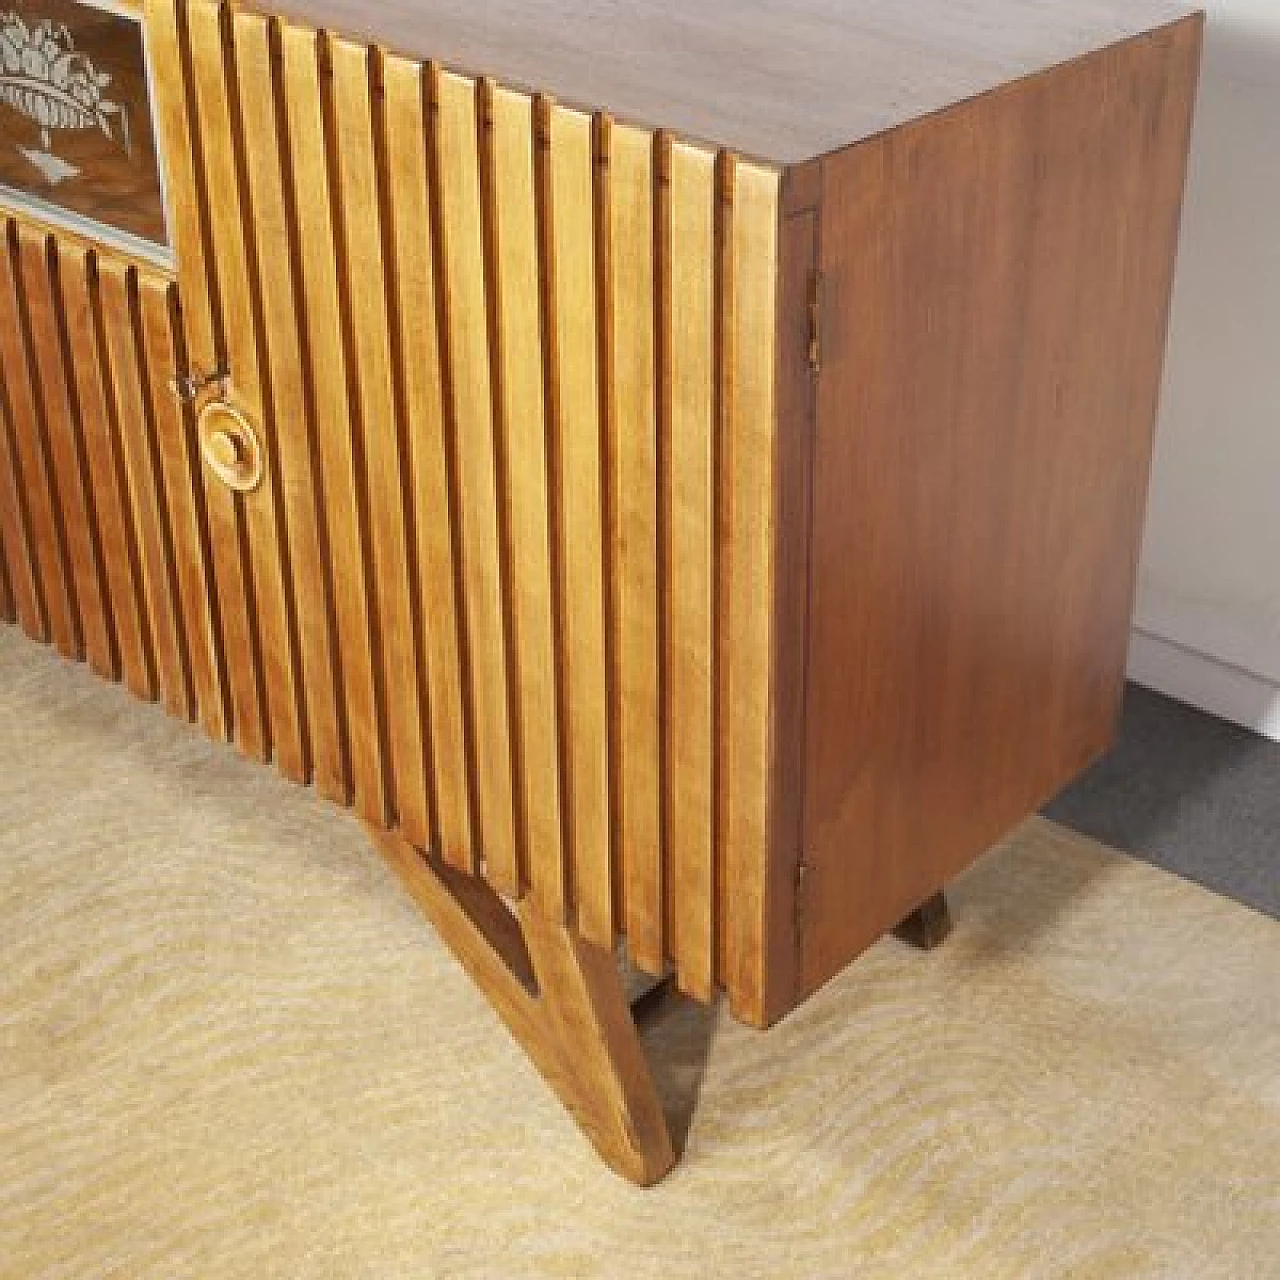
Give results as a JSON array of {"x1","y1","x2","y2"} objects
[
  {"x1": 893, "y1": 890, "x2": 953, "y2": 950},
  {"x1": 365, "y1": 823, "x2": 676, "y2": 1186}
]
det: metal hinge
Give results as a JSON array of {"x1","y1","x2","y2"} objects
[
  {"x1": 794, "y1": 859, "x2": 811, "y2": 942},
  {"x1": 807, "y1": 272, "x2": 822, "y2": 375}
]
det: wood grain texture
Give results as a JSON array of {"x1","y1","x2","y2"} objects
[
  {"x1": 234, "y1": 13, "x2": 348, "y2": 803},
  {"x1": 188, "y1": 0, "x2": 309, "y2": 780},
  {"x1": 0, "y1": 338, "x2": 43, "y2": 638},
  {"x1": 431, "y1": 65, "x2": 517, "y2": 886},
  {"x1": 604, "y1": 120, "x2": 662, "y2": 975},
  {"x1": 0, "y1": 527, "x2": 11, "y2": 622},
  {"x1": 147, "y1": 0, "x2": 270, "y2": 758},
  {"x1": 15, "y1": 231, "x2": 115, "y2": 680},
  {"x1": 263, "y1": 0, "x2": 1194, "y2": 163},
  {"x1": 661, "y1": 139, "x2": 716, "y2": 1000},
  {"x1": 718, "y1": 160, "x2": 780, "y2": 1022},
  {"x1": 482, "y1": 80, "x2": 566, "y2": 917},
  {"x1": 135, "y1": 278, "x2": 229, "y2": 741},
  {"x1": 96, "y1": 258, "x2": 193, "y2": 722},
  {"x1": 542, "y1": 101, "x2": 612, "y2": 949},
  {"x1": 58, "y1": 248, "x2": 155, "y2": 702},
  {"x1": 366, "y1": 822, "x2": 675, "y2": 1186},
  {"x1": 381, "y1": 51, "x2": 473, "y2": 865},
  {"x1": 0, "y1": 225, "x2": 79, "y2": 659},
  {"x1": 798, "y1": 17, "x2": 1204, "y2": 1000},
  {"x1": 327, "y1": 34, "x2": 433, "y2": 844}
]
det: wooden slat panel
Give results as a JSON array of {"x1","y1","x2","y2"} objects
[
  {"x1": 279, "y1": 22, "x2": 388, "y2": 824},
  {"x1": 188, "y1": 0, "x2": 308, "y2": 779},
  {"x1": 0, "y1": 368, "x2": 41, "y2": 636},
  {"x1": 541, "y1": 102, "x2": 612, "y2": 948},
  {"x1": 149, "y1": 0, "x2": 266, "y2": 757},
  {"x1": 234, "y1": 13, "x2": 348, "y2": 803},
  {"x1": 0, "y1": 229, "x2": 78, "y2": 658},
  {"x1": 327, "y1": 35, "x2": 431, "y2": 845},
  {"x1": 136, "y1": 277, "x2": 230, "y2": 741},
  {"x1": 16, "y1": 232, "x2": 115, "y2": 679},
  {"x1": 382, "y1": 51, "x2": 472, "y2": 860},
  {"x1": 0, "y1": 527, "x2": 11, "y2": 622},
  {"x1": 661, "y1": 140, "x2": 717, "y2": 1000},
  {"x1": 484, "y1": 82, "x2": 566, "y2": 917},
  {"x1": 431, "y1": 65, "x2": 517, "y2": 884},
  {"x1": 604, "y1": 121, "x2": 663, "y2": 974},
  {"x1": 96, "y1": 259, "x2": 193, "y2": 721},
  {"x1": 719, "y1": 161, "x2": 780, "y2": 1019},
  {"x1": 58, "y1": 250, "x2": 155, "y2": 702}
]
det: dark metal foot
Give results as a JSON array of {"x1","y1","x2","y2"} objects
[{"x1": 893, "y1": 891, "x2": 952, "y2": 950}]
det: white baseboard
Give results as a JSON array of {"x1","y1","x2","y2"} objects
[{"x1": 1127, "y1": 627, "x2": 1280, "y2": 742}]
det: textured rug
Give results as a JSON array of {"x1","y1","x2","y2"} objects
[{"x1": 1, "y1": 625, "x2": 1277, "y2": 1280}]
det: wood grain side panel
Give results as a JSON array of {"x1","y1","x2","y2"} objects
[
  {"x1": 431, "y1": 66, "x2": 517, "y2": 884},
  {"x1": 189, "y1": 0, "x2": 308, "y2": 779},
  {"x1": 0, "y1": 227, "x2": 79, "y2": 658},
  {"x1": 381, "y1": 51, "x2": 473, "y2": 863},
  {"x1": 798, "y1": 19, "x2": 1204, "y2": 1000},
  {"x1": 484, "y1": 82, "x2": 566, "y2": 916},
  {"x1": 16, "y1": 231, "x2": 115, "y2": 679},
  {"x1": 96, "y1": 259, "x2": 193, "y2": 721},
  {"x1": 59, "y1": 250, "x2": 155, "y2": 701},
  {"x1": 604, "y1": 121, "x2": 662, "y2": 974},
  {"x1": 149, "y1": 0, "x2": 266, "y2": 757},
  {"x1": 718, "y1": 161, "x2": 780, "y2": 1024},
  {"x1": 661, "y1": 140, "x2": 716, "y2": 1000},
  {"x1": 543, "y1": 103, "x2": 612, "y2": 948},
  {"x1": 234, "y1": 14, "x2": 349, "y2": 802},
  {"x1": 279, "y1": 22, "x2": 389, "y2": 824}
]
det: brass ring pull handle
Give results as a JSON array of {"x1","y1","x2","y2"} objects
[{"x1": 198, "y1": 400, "x2": 263, "y2": 494}]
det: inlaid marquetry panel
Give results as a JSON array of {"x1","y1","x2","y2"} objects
[{"x1": 1, "y1": 0, "x2": 782, "y2": 1002}]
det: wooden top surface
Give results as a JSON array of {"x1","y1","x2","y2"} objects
[{"x1": 266, "y1": 0, "x2": 1197, "y2": 163}]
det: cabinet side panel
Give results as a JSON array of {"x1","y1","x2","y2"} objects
[{"x1": 800, "y1": 19, "x2": 1203, "y2": 999}]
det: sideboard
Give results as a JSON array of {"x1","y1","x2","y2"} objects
[{"x1": 0, "y1": 0, "x2": 1202, "y2": 1183}]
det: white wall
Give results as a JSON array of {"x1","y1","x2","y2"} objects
[{"x1": 1132, "y1": 1, "x2": 1280, "y2": 740}]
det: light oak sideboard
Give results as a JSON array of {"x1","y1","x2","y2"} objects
[{"x1": 0, "y1": 0, "x2": 1201, "y2": 1183}]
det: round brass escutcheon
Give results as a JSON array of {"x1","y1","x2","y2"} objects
[{"x1": 198, "y1": 399, "x2": 263, "y2": 494}]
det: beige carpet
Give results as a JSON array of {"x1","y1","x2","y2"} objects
[{"x1": 1, "y1": 625, "x2": 1277, "y2": 1280}]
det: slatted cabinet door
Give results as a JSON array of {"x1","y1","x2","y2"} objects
[{"x1": 0, "y1": 218, "x2": 230, "y2": 739}]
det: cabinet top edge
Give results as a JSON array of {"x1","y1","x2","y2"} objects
[{"x1": 252, "y1": 0, "x2": 1200, "y2": 165}]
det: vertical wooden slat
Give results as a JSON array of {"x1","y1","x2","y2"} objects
[
  {"x1": 382, "y1": 51, "x2": 473, "y2": 860},
  {"x1": 0, "y1": 527, "x2": 12, "y2": 622},
  {"x1": 149, "y1": 0, "x2": 266, "y2": 757},
  {"x1": 0, "y1": 229, "x2": 78, "y2": 658},
  {"x1": 234, "y1": 13, "x2": 348, "y2": 803},
  {"x1": 17, "y1": 232, "x2": 116, "y2": 679},
  {"x1": 605, "y1": 121, "x2": 663, "y2": 975},
  {"x1": 662, "y1": 140, "x2": 717, "y2": 1000},
  {"x1": 58, "y1": 251, "x2": 155, "y2": 701},
  {"x1": 542, "y1": 102, "x2": 613, "y2": 948},
  {"x1": 279, "y1": 22, "x2": 389, "y2": 824},
  {"x1": 483, "y1": 81, "x2": 566, "y2": 915},
  {"x1": 189, "y1": 0, "x2": 308, "y2": 779},
  {"x1": 326, "y1": 35, "x2": 432, "y2": 845},
  {"x1": 720, "y1": 162, "x2": 780, "y2": 1016},
  {"x1": 0, "y1": 353, "x2": 42, "y2": 636},
  {"x1": 137, "y1": 277, "x2": 230, "y2": 741},
  {"x1": 431, "y1": 65, "x2": 517, "y2": 884},
  {"x1": 97, "y1": 259, "x2": 192, "y2": 721}
]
